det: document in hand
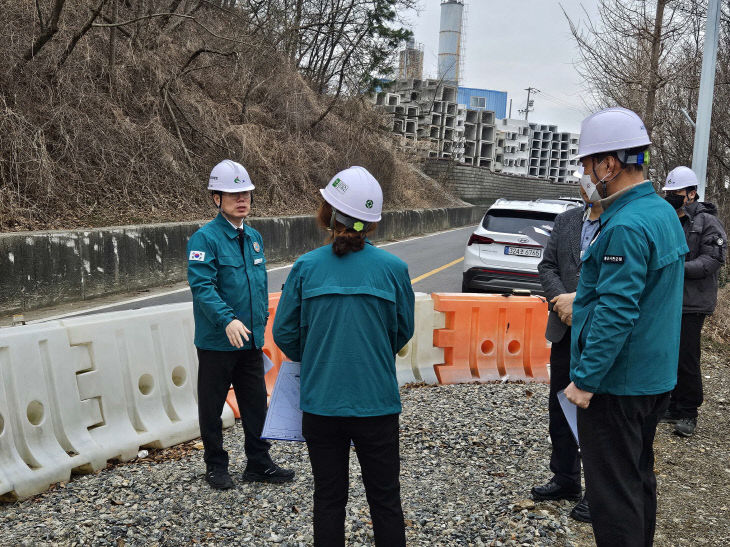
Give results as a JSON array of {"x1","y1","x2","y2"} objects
[
  {"x1": 261, "y1": 361, "x2": 304, "y2": 442},
  {"x1": 557, "y1": 389, "x2": 579, "y2": 446}
]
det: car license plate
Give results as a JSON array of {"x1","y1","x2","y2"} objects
[{"x1": 504, "y1": 246, "x2": 541, "y2": 258}]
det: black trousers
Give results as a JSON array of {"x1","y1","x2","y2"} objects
[
  {"x1": 196, "y1": 348, "x2": 272, "y2": 471},
  {"x1": 578, "y1": 392, "x2": 670, "y2": 547},
  {"x1": 548, "y1": 328, "x2": 581, "y2": 488},
  {"x1": 669, "y1": 313, "x2": 706, "y2": 419},
  {"x1": 302, "y1": 412, "x2": 406, "y2": 547}
]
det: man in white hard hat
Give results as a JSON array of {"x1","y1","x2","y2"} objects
[
  {"x1": 187, "y1": 160, "x2": 294, "y2": 489},
  {"x1": 564, "y1": 107, "x2": 688, "y2": 546},
  {"x1": 660, "y1": 166, "x2": 726, "y2": 437},
  {"x1": 533, "y1": 167, "x2": 602, "y2": 524}
]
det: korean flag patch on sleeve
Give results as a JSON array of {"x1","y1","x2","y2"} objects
[{"x1": 189, "y1": 250, "x2": 206, "y2": 262}]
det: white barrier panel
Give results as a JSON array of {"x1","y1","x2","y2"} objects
[
  {"x1": 0, "y1": 304, "x2": 234, "y2": 500},
  {"x1": 0, "y1": 323, "x2": 79, "y2": 500},
  {"x1": 59, "y1": 304, "x2": 202, "y2": 449},
  {"x1": 395, "y1": 293, "x2": 445, "y2": 385}
]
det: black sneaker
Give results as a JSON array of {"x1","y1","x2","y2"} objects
[
  {"x1": 659, "y1": 410, "x2": 681, "y2": 424},
  {"x1": 531, "y1": 479, "x2": 581, "y2": 502},
  {"x1": 674, "y1": 417, "x2": 697, "y2": 437},
  {"x1": 205, "y1": 467, "x2": 235, "y2": 490},
  {"x1": 242, "y1": 464, "x2": 295, "y2": 484}
]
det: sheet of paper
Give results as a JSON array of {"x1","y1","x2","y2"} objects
[
  {"x1": 557, "y1": 389, "x2": 579, "y2": 446},
  {"x1": 263, "y1": 352, "x2": 275, "y2": 374},
  {"x1": 261, "y1": 361, "x2": 304, "y2": 442}
]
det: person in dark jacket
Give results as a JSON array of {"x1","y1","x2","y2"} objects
[
  {"x1": 661, "y1": 166, "x2": 727, "y2": 437},
  {"x1": 534, "y1": 183, "x2": 602, "y2": 524}
]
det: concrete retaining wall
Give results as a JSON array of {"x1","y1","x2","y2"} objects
[
  {"x1": 0, "y1": 206, "x2": 485, "y2": 314},
  {"x1": 424, "y1": 159, "x2": 580, "y2": 204}
]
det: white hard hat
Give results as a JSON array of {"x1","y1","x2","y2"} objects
[
  {"x1": 575, "y1": 107, "x2": 651, "y2": 161},
  {"x1": 662, "y1": 166, "x2": 698, "y2": 191},
  {"x1": 320, "y1": 166, "x2": 383, "y2": 223},
  {"x1": 208, "y1": 160, "x2": 255, "y2": 192}
]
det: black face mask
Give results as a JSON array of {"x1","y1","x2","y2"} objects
[{"x1": 665, "y1": 194, "x2": 685, "y2": 210}]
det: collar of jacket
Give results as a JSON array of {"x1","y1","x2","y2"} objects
[
  {"x1": 598, "y1": 180, "x2": 655, "y2": 224},
  {"x1": 684, "y1": 200, "x2": 717, "y2": 219},
  {"x1": 598, "y1": 179, "x2": 651, "y2": 211},
  {"x1": 214, "y1": 212, "x2": 251, "y2": 240}
]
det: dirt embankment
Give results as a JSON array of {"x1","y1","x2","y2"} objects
[{"x1": 0, "y1": 1, "x2": 461, "y2": 232}]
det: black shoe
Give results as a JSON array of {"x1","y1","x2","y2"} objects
[
  {"x1": 241, "y1": 464, "x2": 295, "y2": 484},
  {"x1": 569, "y1": 496, "x2": 592, "y2": 523},
  {"x1": 674, "y1": 417, "x2": 697, "y2": 437},
  {"x1": 531, "y1": 480, "x2": 581, "y2": 501},
  {"x1": 659, "y1": 410, "x2": 680, "y2": 424},
  {"x1": 205, "y1": 467, "x2": 235, "y2": 490}
]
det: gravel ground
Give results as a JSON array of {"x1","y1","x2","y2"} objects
[{"x1": 2, "y1": 341, "x2": 728, "y2": 546}]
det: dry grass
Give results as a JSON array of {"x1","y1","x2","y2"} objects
[{"x1": 0, "y1": 1, "x2": 461, "y2": 231}]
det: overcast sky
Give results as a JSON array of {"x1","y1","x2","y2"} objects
[{"x1": 400, "y1": 1, "x2": 600, "y2": 133}]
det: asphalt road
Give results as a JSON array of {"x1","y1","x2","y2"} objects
[{"x1": 47, "y1": 225, "x2": 478, "y2": 319}]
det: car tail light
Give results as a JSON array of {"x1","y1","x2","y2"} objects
[{"x1": 467, "y1": 234, "x2": 495, "y2": 246}]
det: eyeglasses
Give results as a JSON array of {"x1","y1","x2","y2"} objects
[{"x1": 222, "y1": 191, "x2": 251, "y2": 201}]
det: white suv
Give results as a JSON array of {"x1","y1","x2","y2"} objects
[{"x1": 462, "y1": 198, "x2": 580, "y2": 294}]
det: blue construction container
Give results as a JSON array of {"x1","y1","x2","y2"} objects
[{"x1": 457, "y1": 87, "x2": 508, "y2": 118}]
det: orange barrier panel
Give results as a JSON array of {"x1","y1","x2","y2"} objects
[
  {"x1": 226, "y1": 292, "x2": 288, "y2": 417},
  {"x1": 431, "y1": 293, "x2": 550, "y2": 384},
  {"x1": 226, "y1": 388, "x2": 241, "y2": 419}
]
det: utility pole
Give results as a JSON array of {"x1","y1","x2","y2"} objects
[
  {"x1": 691, "y1": 0, "x2": 721, "y2": 201},
  {"x1": 519, "y1": 87, "x2": 539, "y2": 121}
]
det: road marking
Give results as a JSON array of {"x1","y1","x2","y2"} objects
[
  {"x1": 27, "y1": 225, "x2": 476, "y2": 322},
  {"x1": 411, "y1": 257, "x2": 464, "y2": 285}
]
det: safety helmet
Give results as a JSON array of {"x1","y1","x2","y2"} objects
[
  {"x1": 320, "y1": 166, "x2": 383, "y2": 224},
  {"x1": 575, "y1": 107, "x2": 651, "y2": 163},
  {"x1": 662, "y1": 166, "x2": 698, "y2": 191},
  {"x1": 208, "y1": 160, "x2": 255, "y2": 192}
]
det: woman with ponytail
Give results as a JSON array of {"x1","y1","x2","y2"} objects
[{"x1": 274, "y1": 166, "x2": 415, "y2": 547}]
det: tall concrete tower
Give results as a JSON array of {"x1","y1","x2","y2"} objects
[{"x1": 437, "y1": 0, "x2": 464, "y2": 84}]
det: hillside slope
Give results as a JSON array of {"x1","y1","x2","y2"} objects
[{"x1": 0, "y1": 1, "x2": 462, "y2": 231}]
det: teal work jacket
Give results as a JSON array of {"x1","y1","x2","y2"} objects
[
  {"x1": 570, "y1": 181, "x2": 689, "y2": 395},
  {"x1": 187, "y1": 213, "x2": 268, "y2": 351},
  {"x1": 273, "y1": 241, "x2": 415, "y2": 417}
]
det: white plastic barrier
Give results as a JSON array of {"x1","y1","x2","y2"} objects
[
  {"x1": 0, "y1": 304, "x2": 234, "y2": 500},
  {"x1": 395, "y1": 293, "x2": 445, "y2": 385},
  {"x1": 0, "y1": 323, "x2": 85, "y2": 500}
]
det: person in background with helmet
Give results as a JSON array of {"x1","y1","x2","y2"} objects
[
  {"x1": 533, "y1": 167, "x2": 602, "y2": 524},
  {"x1": 660, "y1": 166, "x2": 726, "y2": 437},
  {"x1": 187, "y1": 159, "x2": 294, "y2": 490},
  {"x1": 564, "y1": 107, "x2": 688, "y2": 546},
  {"x1": 273, "y1": 166, "x2": 415, "y2": 547}
]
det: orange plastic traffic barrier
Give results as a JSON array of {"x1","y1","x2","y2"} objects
[
  {"x1": 431, "y1": 293, "x2": 550, "y2": 384},
  {"x1": 226, "y1": 292, "x2": 288, "y2": 417},
  {"x1": 226, "y1": 388, "x2": 241, "y2": 418},
  {"x1": 262, "y1": 292, "x2": 288, "y2": 395}
]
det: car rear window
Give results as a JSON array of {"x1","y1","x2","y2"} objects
[{"x1": 482, "y1": 209, "x2": 557, "y2": 236}]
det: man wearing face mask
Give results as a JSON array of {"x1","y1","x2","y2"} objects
[
  {"x1": 660, "y1": 166, "x2": 726, "y2": 437},
  {"x1": 564, "y1": 107, "x2": 688, "y2": 546},
  {"x1": 532, "y1": 168, "x2": 603, "y2": 524}
]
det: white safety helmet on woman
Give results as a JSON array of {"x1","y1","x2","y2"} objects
[
  {"x1": 320, "y1": 166, "x2": 383, "y2": 231},
  {"x1": 575, "y1": 107, "x2": 651, "y2": 165},
  {"x1": 208, "y1": 160, "x2": 255, "y2": 192},
  {"x1": 662, "y1": 166, "x2": 698, "y2": 191}
]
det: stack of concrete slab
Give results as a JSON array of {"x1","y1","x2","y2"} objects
[
  {"x1": 496, "y1": 118, "x2": 530, "y2": 176},
  {"x1": 526, "y1": 124, "x2": 581, "y2": 183},
  {"x1": 373, "y1": 79, "x2": 493, "y2": 165}
]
